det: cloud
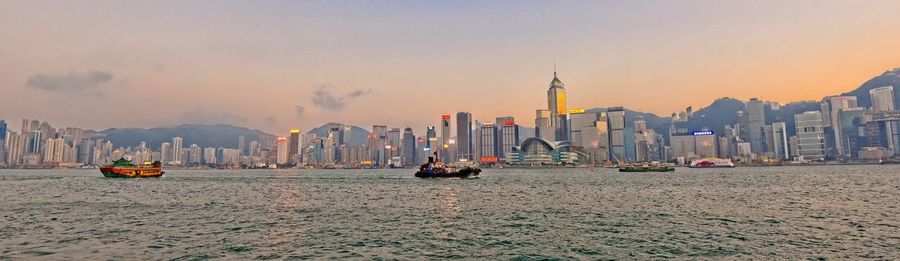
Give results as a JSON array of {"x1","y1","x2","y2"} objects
[
  {"x1": 311, "y1": 86, "x2": 374, "y2": 111},
  {"x1": 179, "y1": 108, "x2": 248, "y2": 125},
  {"x1": 25, "y1": 70, "x2": 115, "y2": 93},
  {"x1": 263, "y1": 116, "x2": 278, "y2": 125},
  {"x1": 295, "y1": 106, "x2": 306, "y2": 118}
]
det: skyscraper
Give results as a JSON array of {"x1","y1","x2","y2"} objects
[
  {"x1": 771, "y1": 122, "x2": 790, "y2": 160},
  {"x1": 276, "y1": 137, "x2": 289, "y2": 164},
  {"x1": 498, "y1": 119, "x2": 519, "y2": 161},
  {"x1": 249, "y1": 141, "x2": 261, "y2": 157},
  {"x1": 440, "y1": 114, "x2": 451, "y2": 160},
  {"x1": 371, "y1": 125, "x2": 388, "y2": 165},
  {"x1": 478, "y1": 122, "x2": 498, "y2": 163},
  {"x1": 0, "y1": 120, "x2": 7, "y2": 142},
  {"x1": 172, "y1": 136, "x2": 183, "y2": 165},
  {"x1": 827, "y1": 96, "x2": 858, "y2": 157},
  {"x1": 160, "y1": 142, "x2": 172, "y2": 163},
  {"x1": 607, "y1": 107, "x2": 626, "y2": 162},
  {"x1": 289, "y1": 129, "x2": 301, "y2": 162},
  {"x1": 456, "y1": 112, "x2": 473, "y2": 161},
  {"x1": 744, "y1": 98, "x2": 766, "y2": 154},
  {"x1": 26, "y1": 130, "x2": 42, "y2": 155},
  {"x1": 547, "y1": 71, "x2": 568, "y2": 141},
  {"x1": 535, "y1": 109, "x2": 552, "y2": 141},
  {"x1": 20, "y1": 119, "x2": 30, "y2": 134},
  {"x1": 387, "y1": 128, "x2": 401, "y2": 163},
  {"x1": 870, "y1": 86, "x2": 895, "y2": 112},
  {"x1": 425, "y1": 126, "x2": 437, "y2": 159},
  {"x1": 795, "y1": 111, "x2": 826, "y2": 161},
  {"x1": 6, "y1": 132, "x2": 26, "y2": 165},
  {"x1": 870, "y1": 86, "x2": 897, "y2": 153},
  {"x1": 402, "y1": 127, "x2": 416, "y2": 166},
  {"x1": 238, "y1": 135, "x2": 245, "y2": 156}
]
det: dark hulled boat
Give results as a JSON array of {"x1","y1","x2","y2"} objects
[
  {"x1": 415, "y1": 153, "x2": 481, "y2": 178},
  {"x1": 100, "y1": 158, "x2": 165, "y2": 178},
  {"x1": 618, "y1": 163, "x2": 675, "y2": 172}
]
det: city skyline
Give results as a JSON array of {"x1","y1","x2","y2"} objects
[{"x1": 2, "y1": 1, "x2": 900, "y2": 134}]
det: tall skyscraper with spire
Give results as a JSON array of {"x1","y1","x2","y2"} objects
[{"x1": 547, "y1": 69, "x2": 568, "y2": 141}]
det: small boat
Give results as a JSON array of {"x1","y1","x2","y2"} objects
[
  {"x1": 619, "y1": 162, "x2": 675, "y2": 172},
  {"x1": 689, "y1": 158, "x2": 735, "y2": 168},
  {"x1": 100, "y1": 158, "x2": 164, "y2": 178},
  {"x1": 415, "y1": 153, "x2": 481, "y2": 178}
]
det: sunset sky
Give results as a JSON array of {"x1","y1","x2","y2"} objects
[{"x1": 2, "y1": 0, "x2": 899, "y2": 134}]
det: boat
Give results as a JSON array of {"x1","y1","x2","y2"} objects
[
  {"x1": 100, "y1": 158, "x2": 165, "y2": 178},
  {"x1": 619, "y1": 162, "x2": 675, "y2": 172},
  {"x1": 415, "y1": 153, "x2": 481, "y2": 178},
  {"x1": 689, "y1": 158, "x2": 736, "y2": 168}
]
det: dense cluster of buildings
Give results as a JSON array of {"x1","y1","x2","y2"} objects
[
  {"x1": 277, "y1": 71, "x2": 627, "y2": 167},
  {"x1": 666, "y1": 86, "x2": 900, "y2": 164},
  {"x1": 2, "y1": 69, "x2": 898, "y2": 168},
  {"x1": 0, "y1": 119, "x2": 272, "y2": 168}
]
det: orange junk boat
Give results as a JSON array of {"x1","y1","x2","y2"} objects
[{"x1": 100, "y1": 158, "x2": 165, "y2": 178}]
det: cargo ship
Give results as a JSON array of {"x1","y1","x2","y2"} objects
[{"x1": 100, "y1": 158, "x2": 164, "y2": 178}]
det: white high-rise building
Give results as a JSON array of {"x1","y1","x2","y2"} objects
[
  {"x1": 870, "y1": 86, "x2": 895, "y2": 112},
  {"x1": 771, "y1": 122, "x2": 790, "y2": 160},
  {"x1": 160, "y1": 142, "x2": 172, "y2": 163},
  {"x1": 795, "y1": 111, "x2": 826, "y2": 161},
  {"x1": 204, "y1": 147, "x2": 217, "y2": 164},
  {"x1": 172, "y1": 137, "x2": 183, "y2": 165},
  {"x1": 276, "y1": 137, "x2": 289, "y2": 165},
  {"x1": 827, "y1": 96, "x2": 858, "y2": 157}
]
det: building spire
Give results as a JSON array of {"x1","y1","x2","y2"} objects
[{"x1": 553, "y1": 59, "x2": 557, "y2": 78}]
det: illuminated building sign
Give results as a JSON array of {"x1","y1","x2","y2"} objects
[
  {"x1": 480, "y1": 157, "x2": 499, "y2": 163},
  {"x1": 441, "y1": 114, "x2": 451, "y2": 120},
  {"x1": 569, "y1": 108, "x2": 585, "y2": 114},
  {"x1": 692, "y1": 131, "x2": 714, "y2": 136},
  {"x1": 290, "y1": 129, "x2": 301, "y2": 133},
  {"x1": 503, "y1": 120, "x2": 515, "y2": 126}
]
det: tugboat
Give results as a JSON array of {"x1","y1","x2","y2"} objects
[
  {"x1": 415, "y1": 152, "x2": 481, "y2": 178},
  {"x1": 100, "y1": 158, "x2": 165, "y2": 178},
  {"x1": 618, "y1": 162, "x2": 675, "y2": 172}
]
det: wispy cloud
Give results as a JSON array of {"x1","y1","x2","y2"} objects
[
  {"x1": 25, "y1": 70, "x2": 115, "y2": 93},
  {"x1": 295, "y1": 106, "x2": 306, "y2": 118},
  {"x1": 311, "y1": 86, "x2": 374, "y2": 111}
]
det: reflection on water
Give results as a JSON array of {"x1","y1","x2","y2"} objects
[{"x1": 0, "y1": 166, "x2": 898, "y2": 259}]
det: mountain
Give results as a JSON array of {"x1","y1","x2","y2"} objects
[
  {"x1": 306, "y1": 123, "x2": 372, "y2": 146},
  {"x1": 841, "y1": 67, "x2": 900, "y2": 108},
  {"x1": 675, "y1": 97, "x2": 745, "y2": 135},
  {"x1": 97, "y1": 124, "x2": 275, "y2": 149},
  {"x1": 585, "y1": 107, "x2": 671, "y2": 136}
]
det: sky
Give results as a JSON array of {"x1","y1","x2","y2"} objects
[{"x1": 2, "y1": 0, "x2": 899, "y2": 134}]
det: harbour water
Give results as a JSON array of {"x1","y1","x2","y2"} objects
[{"x1": 0, "y1": 166, "x2": 898, "y2": 259}]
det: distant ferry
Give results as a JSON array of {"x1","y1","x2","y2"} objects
[
  {"x1": 100, "y1": 158, "x2": 165, "y2": 178},
  {"x1": 689, "y1": 158, "x2": 735, "y2": 168}
]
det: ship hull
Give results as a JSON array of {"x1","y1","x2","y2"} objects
[
  {"x1": 100, "y1": 167, "x2": 164, "y2": 178},
  {"x1": 619, "y1": 167, "x2": 675, "y2": 172},
  {"x1": 415, "y1": 167, "x2": 481, "y2": 178}
]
